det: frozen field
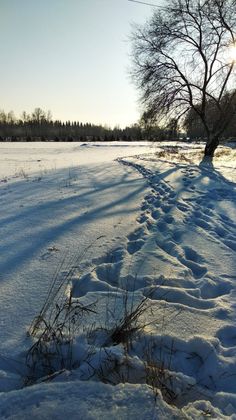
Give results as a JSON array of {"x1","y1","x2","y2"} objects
[{"x1": 0, "y1": 141, "x2": 235, "y2": 419}]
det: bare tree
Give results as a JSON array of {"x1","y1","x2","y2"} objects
[
  {"x1": 31, "y1": 107, "x2": 46, "y2": 124},
  {"x1": 132, "y1": 0, "x2": 236, "y2": 158}
]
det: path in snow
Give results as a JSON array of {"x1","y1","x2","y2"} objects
[
  {"x1": 74, "y1": 155, "x2": 236, "y2": 308},
  {"x1": 0, "y1": 142, "x2": 236, "y2": 418},
  {"x1": 72, "y1": 152, "x2": 236, "y2": 405}
]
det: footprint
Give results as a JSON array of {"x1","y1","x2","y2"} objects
[
  {"x1": 137, "y1": 214, "x2": 148, "y2": 223},
  {"x1": 156, "y1": 239, "x2": 176, "y2": 255},
  {"x1": 206, "y1": 203, "x2": 214, "y2": 209},
  {"x1": 156, "y1": 220, "x2": 168, "y2": 232},
  {"x1": 193, "y1": 210, "x2": 202, "y2": 218},
  {"x1": 195, "y1": 218, "x2": 211, "y2": 230},
  {"x1": 146, "y1": 286, "x2": 214, "y2": 310},
  {"x1": 127, "y1": 239, "x2": 145, "y2": 255},
  {"x1": 200, "y1": 277, "x2": 232, "y2": 299},
  {"x1": 154, "y1": 199, "x2": 161, "y2": 208},
  {"x1": 223, "y1": 239, "x2": 236, "y2": 251},
  {"x1": 109, "y1": 247, "x2": 125, "y2": 263},
  {"x1": 180, "y1": 257, "x2": 207, "y2": 279},
  {"x1": 215, "y1": 226, "x2": 228, "y2": 238},
  {"x1": 204, "y1": 208, "x2": 213, "y2": 216},
  {"x1": 144, "y1": 193, "x2": 154, "y2": 202},
  {"x1": 95, "y1": 262, "x2": 121, "y2": 287},
  {"x1": 164, "y1": 215, "x2": 174, "y2": 224},
  {"x1": 92, "y1": 247, "x2": 125, "y2": 265},
  {"x1": 177, "y1": 203, "x2": 189, "y2": 213},
  {"x1": 171, "y1": 230, "x2": 183, "y2": 243},
  {"x1": 216, "y1": 326, "x2": 236, "y2": 348},
  {"x1": 183, "y1": 246, "x2": 204, "y2": 263},
  {"x1": 128, "y1": 228, "x2": 145, "y2": 241},
  {"x1": 162, "y1": 205, "x2": 172, "y2": 213},
  {"x1": 220, "y1": 213, "x2": 230, "y2": 222},
  {"x1": 163, "y1": 185, "x2": 170, "y2": 192},
  {"x1": 146, "y1": 220, "x2": 155, "y2": 232},
  {"x1": 151, "y1": 209, "x2": 160, "y2": 220}
]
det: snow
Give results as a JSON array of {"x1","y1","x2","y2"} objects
[
  {"x1": 0, "y1": 141, "x2": 235, "y2": 418},
  {"x1": 0, "y1": 142, "x2": 149, "y2": 355},
  {"x1": 0, "y1": 381, "x2": 180, "y2": 420}
]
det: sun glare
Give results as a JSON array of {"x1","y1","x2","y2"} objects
[{"x1": 229, "y1": 44, "x2": 236, "y2": 62}]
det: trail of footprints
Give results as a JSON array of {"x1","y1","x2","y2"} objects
[
  {"x1": 70, "y1": 158, "x2": 236, "y2": 393},
  {"x1": 181, "y1": 167, "x2": 236, "y2": 252},
  {"x1": 73, "y1": 159, "x2": 235, "y2": 316},
  {"x1": 129, "y1": 167, "x2": 209, "y2": 281}
]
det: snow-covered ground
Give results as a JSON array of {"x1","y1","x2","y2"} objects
[{"x1": 0, "y1": 141, "x2": 235, "y2": 419}]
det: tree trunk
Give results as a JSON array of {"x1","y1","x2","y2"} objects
[{"x1": 204, "y1": 135, "x2": 219, "y2": 157}]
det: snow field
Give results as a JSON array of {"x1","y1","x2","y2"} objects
[{"x1": 0, "y1": 141, "x2": 235, "y2": 418}]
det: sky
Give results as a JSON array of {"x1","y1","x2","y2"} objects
[{"x1": 0, "y1": 0, "x2": 163, "y2": 128}]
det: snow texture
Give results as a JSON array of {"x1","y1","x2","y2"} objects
[{"x1": 0, "y1": 141, "x2": 235, "y2": 419}]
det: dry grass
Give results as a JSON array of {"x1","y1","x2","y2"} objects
[
  {"x1": 25, "y1": 289, "x2": 96, "y2": 385},
  {"x1": 25, "y1": 242, "x2": 104, "y2": 385},
  {"x1": 155, "y1": 146, "x2": 202, "y2": 164},
  {"x1": 25, "y1": 253, "x2": 184, "y2": 408},
  {"x1": 108, "y1": 296, "x2": 149, "y2": 348}
]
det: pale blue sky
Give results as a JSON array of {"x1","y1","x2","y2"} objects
[{"x1": 0, "y1": 0, "x2": 162, "y2": 127}]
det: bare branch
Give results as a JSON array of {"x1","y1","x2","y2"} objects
[{"x1": 131, "y1": 0, "x2": 236, "y2": 156}]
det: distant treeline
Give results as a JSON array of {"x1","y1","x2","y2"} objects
[
  {"x1": 0, "y1": 108, "x2": 181, "y2": 142},
  {"x1": 2, "y1": 106, "x2": 235, "y2": 142}
]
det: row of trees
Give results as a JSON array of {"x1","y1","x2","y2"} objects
[
  {"x1": 1, "y1": 105, "x2": 235, "y2": 142},
  {"x1": 0, "y1": 107, "x2": 184, "y2": 142},
  {"x1": 0, "y1": 108, "x2": 142, "y2": 141}
]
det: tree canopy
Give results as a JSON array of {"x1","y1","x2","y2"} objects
[{"x1": 132, "y1": 0, "x2": 236, "y2": 157}]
